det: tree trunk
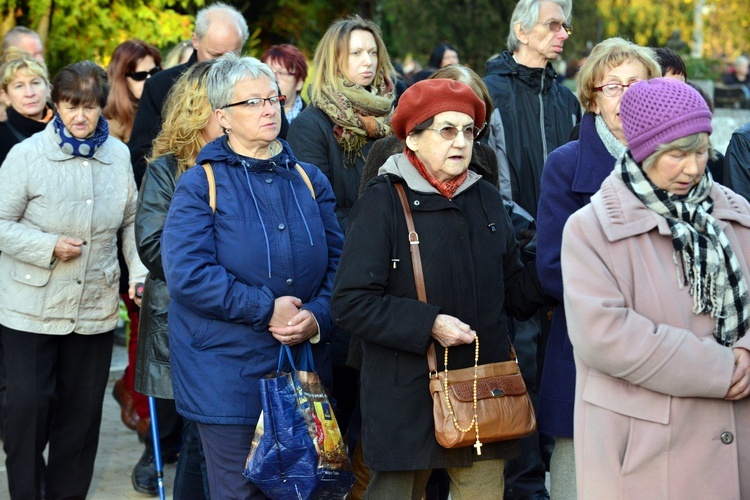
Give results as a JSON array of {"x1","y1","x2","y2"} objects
[{"x1": 691, "y1": 0, "x2": 704, "y2": 59}]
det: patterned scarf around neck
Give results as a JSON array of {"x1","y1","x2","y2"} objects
[
  {"x1": 405, "y1": 148, "x2": 467, "y2": 199},
  {"x1": 617, "y1": 151, "x2": 749, "y2": 346},
  {"x1": 314, "y1": 73, "x2": 395, "y2": 166},
  {"x1": 53, "y1": 113, "x2": 109, "y2": 158}
]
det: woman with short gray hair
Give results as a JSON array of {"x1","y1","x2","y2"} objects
[{"x1": 161, "y1": 53, "x2": 344, "y2": 499}]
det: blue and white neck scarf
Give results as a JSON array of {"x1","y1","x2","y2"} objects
[{"x1": 53, "y1": 113, "x2": 109, "y2": 158}]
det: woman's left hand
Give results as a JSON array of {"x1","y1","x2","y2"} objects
[
  {"x1": 269, "y1": 309, "x2": 318, "y2": 346},
  {"x1": 128, "y1": 282, "x2": 142, "y2": 308},
  {"x1": 725, "y1": 347, "x2": 750, "y2": 400}
]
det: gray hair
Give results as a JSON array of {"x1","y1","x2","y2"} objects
[
  {"x1": 735, "y1": 55, "x2": 749, "y2": 68},
  {"x1": 206, "y1": 53, "x2": 277, "y2": 110},
  {"x1": 2, "y1": 26, "x2": 41, "y2": 52},
  {"x1": 194, "y1": 2, "x2": 249, "y2": 44},
  {"x1": 641, "y1": 133, "x2": 716, "y2": 172},
  {"x1": 507, "y1": 0, "x2": 572, "y2": 53}
]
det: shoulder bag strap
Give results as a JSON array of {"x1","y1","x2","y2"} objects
[
  {"x1": 394, "y1": 183, "x2": 439, "y2": 373},
  {"x1": 201, "y1": 163, "x2": 216, "y2": 213},
  {"x1": 4, "y1": 119, "x2": 26, "y2": 143},
  {"x1": 294, "y1": 164, "x2": 315, "y2": 199}
]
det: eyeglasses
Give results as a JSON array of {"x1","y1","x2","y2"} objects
[
  {"x1": 126, "y1": 66, "x2": 161, "y2": 81},
  {"x1": 273, "y1": 70, "x2": 295, "y2": 78},
  {"x1": 540, "y1": 20, "x2": 573, "y2": 35},
  {"x1": 593, "y1": 81, "x2": 638, "y2": 97},
  {"x1": 222, "y1": 95, "x2": 287, "y2": 110},
  {"x1": 424, "y1": 125, "x2": 483, "y2": 141}
]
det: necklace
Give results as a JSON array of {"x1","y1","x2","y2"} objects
[{"x1": 442, "y1": 334, "x2": 482, "y2": 454}]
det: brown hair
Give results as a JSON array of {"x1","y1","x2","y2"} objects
[
  {"x1": 52, "y1": 60, "x2": 109, "y2": 108},
  {"x1": 103, "y1": 40, "x2": 162, "y2": 138}
]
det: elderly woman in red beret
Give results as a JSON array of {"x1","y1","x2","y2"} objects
[{"x1": 332, "y1": 79, "x2": 550, "y2": 498}]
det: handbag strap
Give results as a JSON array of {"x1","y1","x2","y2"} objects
[
  {"x1": 394, "y1": 183, "x2": 426, "y2": 302},
  {"x1": 394, "y1": 182, "x2": 441, "y2": 376},
  {"x1": 201, "y1": 163, "x2": 216, "y2": 213}
]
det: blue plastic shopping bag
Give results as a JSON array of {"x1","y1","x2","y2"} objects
[{"x1": 244, "y1": 344, "x2": 354, "y2": 499}]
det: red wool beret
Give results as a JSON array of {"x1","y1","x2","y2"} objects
[{"x1": 391, "y1": 79, "x2": 486, "y2": 140}]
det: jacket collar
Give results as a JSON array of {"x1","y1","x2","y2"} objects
[
  {"x1": 43, "y1": 120, "x2": 115, "y2": 164},
  {"x1": 378, "y1": 153, "x2": 482, "y2": 197},
  {"x1": 196, "y1": 135, "x2": 299, "y2": 172},
  {"x1": 485, "y1": 50, "x2": 558, "y2": 93},
  {"x1": 593, "y1": 170, "x2": 750, "y2": 243},
  {"x1": 571, "y1": 113, "x2": 618, "y2": 194}
]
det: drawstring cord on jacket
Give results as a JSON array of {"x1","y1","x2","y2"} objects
[
  {"x1": 284, "y1": 162, "x2": 314, "y2": 246},
  {"x1": 241, "y1": 161, "x2": 273, "y2": 278}
]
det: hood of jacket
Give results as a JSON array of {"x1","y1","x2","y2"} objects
[
  {"x1": 485, "y1": 50, "x2": 559, "y2": 94},
  {"x1": 196, "y1": 135, "x2": 300, "y2": 171},
  {"x1": 377, "y1": 152, "x2": 482, "y2": 196}
]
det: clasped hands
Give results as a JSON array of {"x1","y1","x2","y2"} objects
[
  {"x1": 269, "y1": 296, "x2": 317, "y2": 345},
  {"x1": 726, "y1": 347, "x2": 750, "y2": 400}
]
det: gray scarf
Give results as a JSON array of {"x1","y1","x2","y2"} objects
[{"x1": 617, "y1": 151, "x2": 748, "y2": 346}]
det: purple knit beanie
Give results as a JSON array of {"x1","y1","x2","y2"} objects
[{"x1": 620, "y1": 77, "x2": 713, "y2": 163}]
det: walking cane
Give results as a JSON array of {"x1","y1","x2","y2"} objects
[{"x1": 148, "y1": 396, "x2": 167, "y2": 500}]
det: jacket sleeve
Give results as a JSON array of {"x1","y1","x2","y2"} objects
[
  {"x1": 128, "y1": 77, "x2": 162, "y2": 188},
  {"x1": 724, "y1": 127, "x2": 750, "y2": 201},
  {"x1": 161, "y1": 166, "x2": 276, "y2": 328},
  {"x1": 536, "y1": 142, "x2": 579, "y2": 302},
  {"x1": 562, "y1": 209, "x2": 734, "y2": 398},
  {"x1": 135, "y1": 158, "x2": 175, "y2": 282},
  {"x1": 119, "y1": 152, "x2": 148, "y2": 284},
  {"x1": 0, "y1": 145, "x2": 59, "y2": 267},
  {"x1": 331, "y1": 182, "x2": 441, "y2": 355},
  {"x1": 298, "y1": 163, "x2": 345, "y2": 340},
  {"x1": 499, "y1": 200, "x2": 552, "y2": 320},
  {"x1": 487, "y1": 108, "x2": 512, "y2": 200}
]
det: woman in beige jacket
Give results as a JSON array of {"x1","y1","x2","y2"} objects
[
  {"x1": 0, "y1": 60, "x2": 147, "y2": 499},
  {"x1": 562, "y1": 78, "x2": 750, "y2": 499}
]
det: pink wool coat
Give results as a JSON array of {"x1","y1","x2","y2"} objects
[{"x1": 562, "y1": 171, "x2": 750, "y2": 500}]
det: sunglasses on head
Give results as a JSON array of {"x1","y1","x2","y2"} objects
[{"x1": 126, "y1": 66, "x2": 161, "y2": 81}]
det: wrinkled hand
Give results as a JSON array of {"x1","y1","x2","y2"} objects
[
  {"x1": 726, "y1": 348, "x2": 750, "y2": 400},
  {"x1": 270, "y1": 309, "x2": 318, "y2": 346},
  {"x1": 431, "y1": 314, "x2": 476, "y2": 347},
  {"x1": 269, "y1": 296, "x2": 303, "y2": 329},
  {"x1": 53, "y1": 236, "x2": 83, "y2": 262}
]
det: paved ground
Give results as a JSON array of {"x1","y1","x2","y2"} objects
[{"x1": 0, "y1": 342, "x2": 177, "y2": 499}]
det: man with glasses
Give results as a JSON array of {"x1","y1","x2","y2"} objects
[{"x1": 483, "y1": 1, "x2": 580, "y2": 499}]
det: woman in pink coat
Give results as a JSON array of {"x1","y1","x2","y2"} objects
[{"x1": 562, "y1": 78, "x2": 750, "y2": 499}]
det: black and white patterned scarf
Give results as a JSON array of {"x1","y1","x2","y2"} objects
[{"x1": 617, "y1": 151, "x2": 749, "y2": 346}]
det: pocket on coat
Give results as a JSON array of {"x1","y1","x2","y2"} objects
[
  {"x1": 6, "y1": 259, "x2": 52, "y2": 317},
  {"x1": 583, "y1": 372, "x2": 671, "y2": 424}
]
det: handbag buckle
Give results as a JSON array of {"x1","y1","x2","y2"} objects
[
  {"x1": 409, "y1": 231, "x2": 419, "y2": 245},
  {"x1": 491, "y1": 388, "x2": 505, "y2": 397},
  {"x1": 429, "y1": 370, "x2": 438, "y2": 379}
]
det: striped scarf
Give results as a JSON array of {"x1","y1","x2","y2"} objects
[{"x1": 617, "y1": 151, "x2": 748, "y2": 346}]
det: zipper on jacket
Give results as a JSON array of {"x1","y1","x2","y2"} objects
[{"x1": 539, "y1": 72, "x2": 547, "y2": 160}]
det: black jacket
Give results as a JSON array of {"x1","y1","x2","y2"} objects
[
  {"x1": 484, "y1": 51, "x2": 581, "y2": 217},
  {"x1": 725, "y1": 122, "x2": 750, "y2": 201},
  {"x1": 287, "y1": 105, "x2": 375, "y2": 233},
  {"x1": 0, "y1": 105, "x2": 50, "y2": 165},
  {"x1": 134, "y1": 154, "x2": 178, "y2": 398},
  {"x1": 332, "y1": 154, "x2": 549, "y2": 470}
]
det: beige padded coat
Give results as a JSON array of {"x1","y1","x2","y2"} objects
[{"x1": 0, "y1": 121, "x2": 147, "y2": 335}]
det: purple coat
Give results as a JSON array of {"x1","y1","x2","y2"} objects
[{"x1": 535, "y1": 113, "x2": 616, "y2": 437}]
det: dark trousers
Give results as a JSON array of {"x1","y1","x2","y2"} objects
[
  {"x1": 174, "y1": 419, "x2": 211, "y2": 499},
  {"x1": 504, "y1": 311, "x2": 551, "y2": 499},
  {"x1": 196, "y1": 422, "x2": 267, "y2": 500},
  {"x1": 2, "y1": 326, "x2": 113, "y2": 500}
]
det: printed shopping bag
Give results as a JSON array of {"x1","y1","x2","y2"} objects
[{"x1": 244, "y1": 344, "x2": 354, "y2": 499}]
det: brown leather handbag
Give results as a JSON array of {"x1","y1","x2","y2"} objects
[{"x1": 394, "y1": 183, "x2": 537, "y2": 455}]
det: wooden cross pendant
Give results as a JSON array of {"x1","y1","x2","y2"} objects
[{"x1": 474, "y1": 438, "x2": 482, "y2": 455}]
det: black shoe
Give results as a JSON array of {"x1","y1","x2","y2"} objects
[{"x1": 131, "y1": 449, "x2": 158, "y2": 496}]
